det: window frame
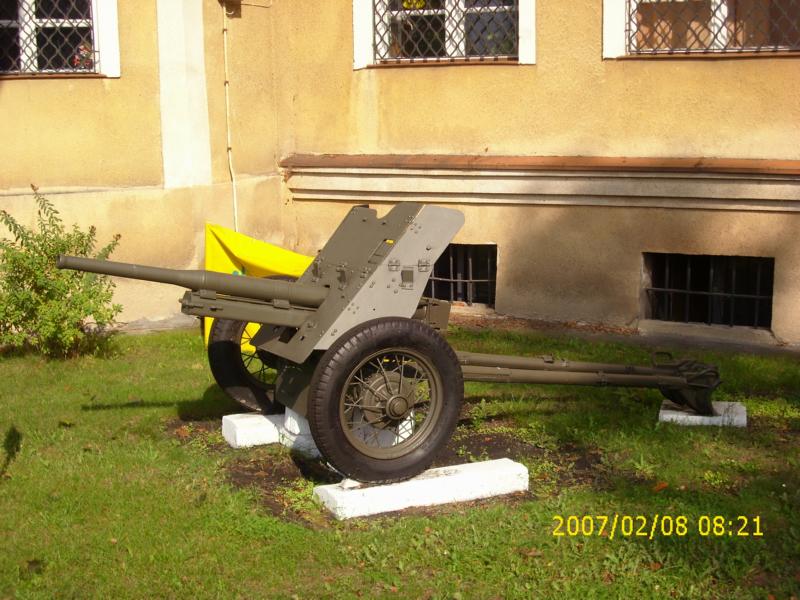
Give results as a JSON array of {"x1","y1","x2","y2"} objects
[
  {"x1": 604, "y1": 0, "x2": 800, "y2": 58},
  {"x1": 0, "y1": 0, "x2": 119, "y2": 77},
  {"x1": 353, "y1": 0, "x2": 535, "y2": 68}
]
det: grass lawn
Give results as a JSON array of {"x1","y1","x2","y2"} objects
[{"x1": 1, "y1": 323, "x2": 798, "y2": 598}]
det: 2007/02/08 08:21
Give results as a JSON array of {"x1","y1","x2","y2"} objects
[{"x1": 552, "y1": 515, "x2": 764, "y2": 539}]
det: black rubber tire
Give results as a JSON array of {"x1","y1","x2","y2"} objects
[
  {"x1": 208, "y1": 318, "x2": 282, "y2": 413},
  {"x1": 307, "y1": 317, "x2": 463, "y2": 483}
]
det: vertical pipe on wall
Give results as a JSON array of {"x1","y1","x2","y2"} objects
[{"x1": 222, "y1": 1, "x2": 240, "y2": 232}]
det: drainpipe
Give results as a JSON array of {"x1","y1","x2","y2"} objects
[{"x1": 221, "y1": 1, "x2": 239, "y2": 231}]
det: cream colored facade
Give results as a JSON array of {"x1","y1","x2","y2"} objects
[{"x1": 2, "y1": 1, "x2": 799, "y2": 341}]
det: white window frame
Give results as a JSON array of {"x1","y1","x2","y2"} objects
[
  {"x1": 354, "y1": 0, "x2": 535, "y2": 68},
  {"x1": 0, "y1": 0, "x2": 119, "y2": 77}
]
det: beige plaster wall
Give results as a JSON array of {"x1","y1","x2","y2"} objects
[
  {"x1": 0, "y1": 175, "x2": 287, "y2": 327},
  {"x1": 3, "y1": 0, "x2": 798, "y2": 193},
  {"x1": 276, "y1": 199, "x2": 800, "y2": 343},
  {"x1": 0, "y1": 1, "x2": 291, "y2": 326},
  {"x1": 0, "y1": 2, "x2": 163, "y2": 190},
  {"x1": 1, "y1": 1, "x2": 797, "y2": 342},
  {"x1": 202, "y1": 1, "x2": 281, "y2": 183},
  {"x1": 272, "y1": 1, "x2": 800, "y2": 160}
]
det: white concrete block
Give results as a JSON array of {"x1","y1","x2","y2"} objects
[
  {"x1": 221, "y1": 412, "x2": 320, "y2": 456},
  {"x1": 284, "y1": 407, "x2": 311, "y2": 435},
  {"x1": 221, "y1": 413, "x2": 282, "y2": 448},
  {"x1": 279, "y1": 430, "x2": 321, "y2": 458},
  {"x1": 659, "y1": 400, "x2": 747, "y2": 428},
  {"x1": 313, "y1": 458, "x2": 529, "y2": 520}
]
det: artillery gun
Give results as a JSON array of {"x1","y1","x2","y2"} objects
[{"x1": 58, "y1": 203, "x2": 720, "y2": 483}]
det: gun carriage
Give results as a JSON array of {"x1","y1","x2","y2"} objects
[{"x1": 58, "y1": 203, "x2": 720, "y2": 483}]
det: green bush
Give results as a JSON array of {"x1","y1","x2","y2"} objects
[{"x1": 0, "y1": 186, "x2": 122, "y2": 357}]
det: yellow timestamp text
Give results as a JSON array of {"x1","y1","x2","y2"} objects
[{"x1": 552, "y1": 515, "x2": 764, "y2": 539}]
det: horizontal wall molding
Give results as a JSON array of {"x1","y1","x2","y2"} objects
[
  {"x1": 281, "y1": 155, "x2": 800, "y2": 213},
  {"x1": 281, "y1": 154, "x2": 800, "y2": 176}
]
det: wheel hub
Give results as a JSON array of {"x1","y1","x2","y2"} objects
[
  {"x1": 358, "y1": 370, "x2": 415, "y2": 426},
  {"x1": 386, "y1": 395, "x2": 410, "y2": 419}
]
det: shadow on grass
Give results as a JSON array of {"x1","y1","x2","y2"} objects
[
  {"x1": 177, "y1": 386, "x2": 244, "y2": 421},
  {"x1": 1, "y1": 425, "x2": 22, "y2": 479},
  {"x1": 80, "y1": 385, "x2": 244, "y2": 422}
]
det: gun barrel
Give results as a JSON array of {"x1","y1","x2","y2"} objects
[{"x1": 56, "y1": 255, "x2": 326, "y2": 308}]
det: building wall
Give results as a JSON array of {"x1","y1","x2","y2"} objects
[
  {"x1": 2, "y1": 1, "x2": 798, "y2": 341},
  {"x1": 274, "y1": 1, "x2": 800, "y2": 160},
  {"x1": 1, "y1": 1, "x2": 289, "y2": 327},
  {"x1": 280, "y1": 178, "x2": 800, "y2": 343},
  {"x1": 285, "y1": 196, "x2": 800, "y2": 336},
  {"x1": 269, "y1": 0, "x2": 800, "y2": 343},
  {"x1": 0, "y1": 1, "x2": 162, "y2": 190}
]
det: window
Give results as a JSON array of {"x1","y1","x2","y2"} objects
[
  {"x1": 375, "y1": 0, "x2": 519, "y2": 61},
  {"x1": 643, "y1": 253, "x2": 774, "y2": 328},
  {"x1": 625, "y1": 0, "x2": 800, "y2": 54},
  {"x1": 424, "y1": 243, "x2": 497, "y2": 306},
  {"x1": 353, "y1": 0, "x2": 535, "y2": 67},
  {"x1": 0, "y1": 0, "x2": 119, "y2": 76}
]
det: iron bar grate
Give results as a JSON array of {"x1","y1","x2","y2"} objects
[
  {"x1": 373, "y1": 0, "x2": 519, "y2": 62},
  {"x1": 1, "y1": 0, "x2": 97, "y2": 74},
  {"x1": 627, "y1": 0, "x2": 800, "y2": 54},
  {"x1": 424, "y1": 243, "x2": 497, "y2": 306},
  {"x1": 644, "y1": 253, "x2": 774, "y2": 328}
]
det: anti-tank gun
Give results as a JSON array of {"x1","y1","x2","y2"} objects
[{"x1": 57, "y1": 203, "x2": 720, "y2": 483}]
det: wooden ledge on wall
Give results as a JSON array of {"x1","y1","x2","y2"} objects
[{"x1": 280, "y1": 154, "x2": 800, "y2": 177}]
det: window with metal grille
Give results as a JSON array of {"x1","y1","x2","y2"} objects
[
  {"x1": 643, "y1": 253, "x2": 774, "y2": 328},
  {"x1": 424, "y1": 243, "x2": 497, "y2": 306},
  {"x1": 373, "y1": 0, "x2": 519, "y2": 62},
  {"x1": 627, "y1": 0, "x2": 800, "y2": 54},
  {"x1": 0, "y1": 0, "x2": 101, "y2": 74}
]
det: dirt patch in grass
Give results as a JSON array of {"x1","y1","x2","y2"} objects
[
  {"x1": 165, "y1": 417, "x2": 610, "y2": 526},
  {"x1": 165, "y1": 394, "x2": 609, "y2": 525},
  {"x1": 434, "y1": 427, "x2": 606, "y2": 490},
  {"x1": 225, "y1": 450, "x2": 340, "y2": 528},
  {"x1": 165, "y1": 419, "x2": 230, "y2": 452}
]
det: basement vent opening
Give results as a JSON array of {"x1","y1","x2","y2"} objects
[
  {"x1": 643, "y1": 253, "x2": 774, "y2": 329},
  {"x1": 424, "y1": 243, "x2": 497, "y2": 307}
]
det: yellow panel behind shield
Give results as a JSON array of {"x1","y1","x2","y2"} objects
[{"x1": 203, "y1": 223, "x2": 314, "y2": 345}]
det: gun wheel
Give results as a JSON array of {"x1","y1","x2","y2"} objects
[
  {"x1": 208, "y1": 318, "x2": 282, "y2": 413},
  {"x1": 308, "y1": 318, "x2": 463, "y2": 483}
]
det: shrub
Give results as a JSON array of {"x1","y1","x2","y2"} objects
[{"x1": 0, "y1": 186, "x2": 122, "y2": 357}]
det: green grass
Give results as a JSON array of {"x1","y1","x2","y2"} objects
[{"x1": 1, "y1": 326, "x2": 799, "y2": 598}]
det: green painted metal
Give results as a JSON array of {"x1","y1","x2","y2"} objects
[
  {"x1": 56, "y1": 202, "x2": 720, "y2": 417},
  {"x1": 56, "y1": 255, "x2": 326, "y2": 307}
]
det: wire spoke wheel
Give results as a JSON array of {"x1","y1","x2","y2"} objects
[
  {"x1": 206, "y1": 276, "x2": 295, "y2": 414},
  {"x1": 239, "y1": 322, "x2": 274, "y2": 386},
  {"x1": 208, "y1": 318, "x2": 282, "y2": 413},
  {"x1": 308, "y1": 317, "x2": 463, "y2": 483},
  {"x1": 340, "y1": 349, "x2": 441, "y2": 460}
]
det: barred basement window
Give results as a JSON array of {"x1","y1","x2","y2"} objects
[
  {"x1": 627, "y1": 0, "x2": 800, "y2": 54},
  {"x1": 0, "y1": 0, "x2": 106, "y2": 74},
  {"x1": 374, "y1": 0, "x2": 519, "y2": 62},
  {"x1": 643, "y1": 253, "x2": 774, "y2": 328},
  {"x1": 424, "y1": 244, "x2": 497, "y2": 306}
]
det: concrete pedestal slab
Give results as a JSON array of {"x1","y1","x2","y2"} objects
[
  {"x1": 221, "y1": 412, "x2": 321, "y2": 456},
  {"x1": 658, "y1": 400, "x2": 747, "y2": 427},
  {"x1": 221, "y1": 413, "x2": 283, "y2": 448},
  {"x1": 313, "y1": 458, "x2": 530, "y2": 520}
]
